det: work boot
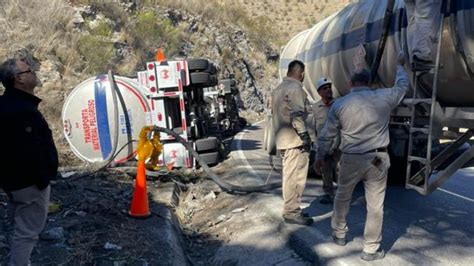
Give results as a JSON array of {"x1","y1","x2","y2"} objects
[
  {"x1": 332, "y1": 233, "x2": 346, "y2": 246},
  {"x1": 360, "y1": 248, "x2": 385, "y2": 261},
  {"x1": 411, "y1": 55, "x2": 435, "y2": 71},
  {"x1": 319, "y1": 194, "x2": 334, "y2": 205},
  {"x1": 283, "y1": 214, "x2": 313, "y2": 226}
]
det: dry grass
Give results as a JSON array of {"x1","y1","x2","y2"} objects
[
  {"x1": 232, "y1": 0, "x2": 351, "y2": 44},
  {"x1": 0, "y1": 0, "x2": 75, "y2": 61},
  {"x1": 0, "y1": 0, "x2": 351, "y2": 75},
  {"x1": 149, "y1": 0, "x2": 281, "y2": 49}
]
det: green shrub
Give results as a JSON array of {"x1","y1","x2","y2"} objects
[
  {"x1": 77, "y1": 34, "x2": 114, "y2": 74},
  {"x1": 129, "y1": 10, "x2": 185, "y2": 57},
  {"x1": 88, "y1": 20, "x2": 113, "y2": 37}
]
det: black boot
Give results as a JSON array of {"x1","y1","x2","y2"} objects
[
  {"x1": 283, "y1": 214, "x2": 313, "y2": 226},
  {"x1": 360, "y1": 248, "x2": 385, "y2": 261},
  {"x1": 411, "y1": 55, "x2": 435, "y2": 71}
]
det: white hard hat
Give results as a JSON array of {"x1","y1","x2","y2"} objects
[{"x1": 316, "y1": 78, "x2": 332, "y2": 91}]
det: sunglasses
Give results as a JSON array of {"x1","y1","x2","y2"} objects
[{"x1": 16, "y1": 69, "x2": 33, "y2": 76}]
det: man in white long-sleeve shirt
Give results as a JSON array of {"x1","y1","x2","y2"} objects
[{"x1": 316, "y1": 54, "x2": 409, "y2": 261}]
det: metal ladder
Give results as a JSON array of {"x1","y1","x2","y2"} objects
[{"x1": 405, "y1": 14, "x2": 445, "y2": 195}]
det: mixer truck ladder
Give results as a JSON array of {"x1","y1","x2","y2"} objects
[
  {"x1": 405, "y1": 11, "x2": 474, "y2": 195},
  {"x1": 405, "y1": 13, "x2": 445, "y2": 195}
]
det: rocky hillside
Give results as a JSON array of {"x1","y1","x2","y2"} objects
[
  {"x1": 0, "y1": 0, "x2": 349, "y2": 166},
  {"x1": 235, "y1": 0, "x2": 352, "y2": 38}
]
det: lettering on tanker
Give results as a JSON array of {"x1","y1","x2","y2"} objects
[
  {"x1": 81, "y1": 109, "x2": 91, "y2": 144},
  {"x1": 119, "y1": 109, "x2": 134, "y2": 134},
  {"x1": 80, "y1": 99, "x2": 100, "y2": 151}
]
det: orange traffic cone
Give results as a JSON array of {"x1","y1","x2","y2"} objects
[
  {"x1": 155, "y1": 48, "x2": 166, "y2": 62},
  {"x1": 129, "y1": 160, "x2": 150, "y2": 218}
]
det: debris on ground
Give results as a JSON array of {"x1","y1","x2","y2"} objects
[
  {"x1": 0, "y1": 168, "x2": 195, "y2": 265},
  {"x1": 176, "y1": 179, "x2": 275, "y2": 265}
]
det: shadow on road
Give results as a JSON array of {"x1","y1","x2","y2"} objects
[
  {"x1": 290, "y1": 182, "x2": 474, "y2": 264},
  {"x1": 236, "y1": 139, "x2": 263, "y2": 151}
]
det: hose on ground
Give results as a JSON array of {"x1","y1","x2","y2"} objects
[
  {"x1": 62, "y1": 140, "x2": 137, "y2": 181},
  {"x1": 152, "y1": 126, "x2": 282, "y2": 193},
  {"x1": 61, "y1": 129, "x2": 282, "y2": 192}
]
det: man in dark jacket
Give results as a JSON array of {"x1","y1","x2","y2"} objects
[{"x1": 0, "y1": 58, "x2": 58, "y2": 265}]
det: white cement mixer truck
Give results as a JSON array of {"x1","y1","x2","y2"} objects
[{"x1": 265, "y1": 0, "x2": 474, "y2": 195}]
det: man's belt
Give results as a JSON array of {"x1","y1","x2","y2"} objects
[
  {"x1": 344, "y1": 147, "x2": 387, "y2": 154},
  {"x1": 366, "y1": 147, "x2": 387, "y2": 153}
]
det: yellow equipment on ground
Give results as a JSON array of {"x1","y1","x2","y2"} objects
[{"x1": 137, "y1": 126, "x2": 163, "y2": 171}]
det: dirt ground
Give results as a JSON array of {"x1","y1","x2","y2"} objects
[
  {"x1": 0, "y1": 162, "x2": 254, "y2": 265},
  {"x1": 0, "y1": 168, "x2": 196, "y2": 264},
  {"x1": 177, "y1": 179, "x2": 252, "y2": 265},
  {"x1": 0, "y1": 108, "x2": 263, "y2": 265}
]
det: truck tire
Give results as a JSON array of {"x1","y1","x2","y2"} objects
[
  {"x1": 187, "y1": 59, "x2": 209, "y2": 72},
  {"x1": 198, "y1": 151, "x2": 220, "y2": 166},
  {"x1": 190, "y1": 72, "x2": 218, "y2": 87},
  {"x1": 195, "y1": 137, "x2": 218, "y2": 152}
]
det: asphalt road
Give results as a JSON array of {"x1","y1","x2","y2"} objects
[{"x1": 232, "y1": 121, "x2": 474, "y2": 265}]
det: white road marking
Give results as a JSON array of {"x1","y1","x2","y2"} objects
[
  {"x1": 437, "y1": 188, "x2": 474, "y2": 203},
  {"x1": 235, "y1": 119, "x2": 472, "y2": 265},
  {"x1": 235, "y1": 120, "x2": 265, "y2": 182}
]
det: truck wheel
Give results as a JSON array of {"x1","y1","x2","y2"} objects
[
  {"x1": 190, "y1": 72, "x2": 218, "y2": 87},
  {"x1": 195, "y1": 137, "x2": 218, "y2": 152},
  {"x1": 190, "y1": 72, "x2": 210, "y2": 85},
  {"x1": 198, "y1": 151, "x2": 220, "y2": 166},
  {"x1": 187, "y1": 59, "x2": 209, "y2": 72}
]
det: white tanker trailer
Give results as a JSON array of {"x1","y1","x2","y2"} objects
[{"x1": 266, "y1": 0, "x2": 474, "y2": 195}]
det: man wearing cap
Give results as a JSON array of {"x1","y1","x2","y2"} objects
[
  {"x1": 316, "y1": 54, "x2": 408, "y2": 261},
  {"x1": 272, "y1": 60, "x2": 313, "y2": 226},
  {"x1": 312, "y1": 77, "x2": 340, "y2": 204}
]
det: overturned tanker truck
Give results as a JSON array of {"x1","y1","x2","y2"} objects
[
  {"x1": 62, "y1": 56, "x2": 243, "y2": 169},
  {"x1": 264, "y1": 0, "x2": 474, "y2": 195}
]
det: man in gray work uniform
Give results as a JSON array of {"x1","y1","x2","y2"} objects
[
  {"x1": 272, "y1": 60, "x2": 313, "y2": 226},
  {"x1": 316, "y1": 54, "x2": 409, "y2": 261},
  {"x1": 313, "y1": 77, "x2": 340, "y2": 204}
]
